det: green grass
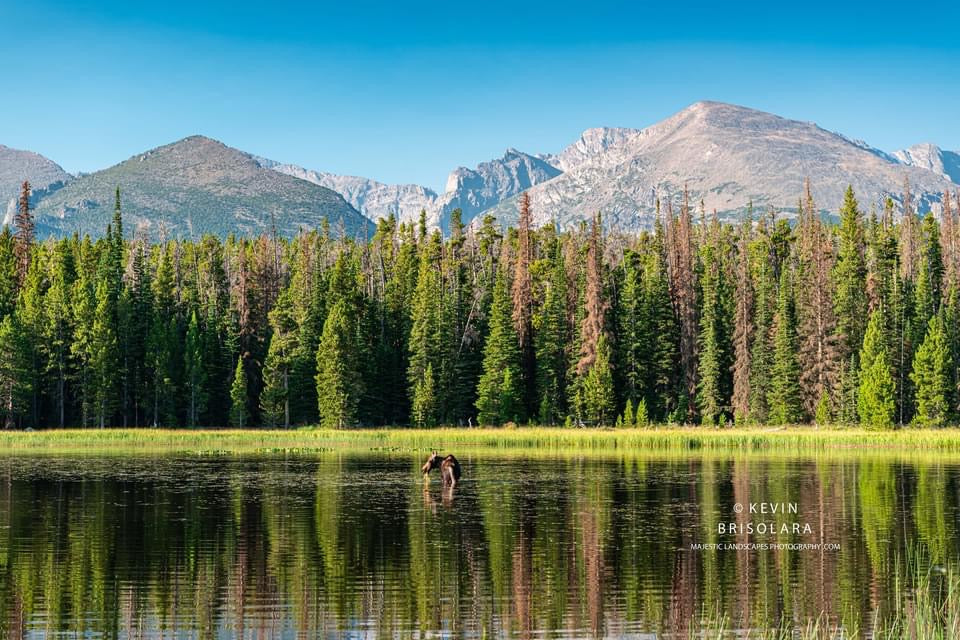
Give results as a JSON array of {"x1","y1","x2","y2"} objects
[
  {"x1": 692, "y1": 548, "x2": 960, "y2": 639},
  {"x1": 6, "y1": 425, "x2": 960, "y2": 458}
]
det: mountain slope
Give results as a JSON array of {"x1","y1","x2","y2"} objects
[
  {"x1": 32, "y1": 136, "x2": 370, "y2": 238},
  {"x1": 483, "y1": 102, "x2": 959, "y2": 229},
  {"x1": 0, "y1": 145, "x2": 72, "y2": 225}
]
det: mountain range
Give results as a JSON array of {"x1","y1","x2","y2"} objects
[{"x1": 2, "y1": 101, "x2": 958, "y2": 238}]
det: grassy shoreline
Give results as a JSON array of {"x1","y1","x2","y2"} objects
[{"x1": 4, "y1": 425, "x2": 960, "y2": 457}]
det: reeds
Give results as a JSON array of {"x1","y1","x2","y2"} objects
[{"x1": 4, "y1": 426, "x2": 960, "y2": 456}]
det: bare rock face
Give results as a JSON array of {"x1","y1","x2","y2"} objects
[
  {"x1": 893, "y1": 143, "x2": 960, "y2": 185},
  {"x1": 483, "y1": 101, "x2": 959, "y2": 230},
  {"x1": 272, "y1": 147, "x2": 560, "y2": 232},
  {"x1": 30, "y1": 136, "x2": 371, "y2": 239},
  {"x1": 269, "y1": 163, "x2": 440, "y2": 228},
  {"x1": 0, "y1": 145, "x2": 72, "y2": 226},
  {"x1": 434, "y1": 149, "x2": 561, "y2": 231}
]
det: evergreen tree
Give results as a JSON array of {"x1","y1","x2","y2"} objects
[
  {"x1": 912, "y1": 213, "x2": 944, "y2": 346},
  {"x1": 90, "y1": 280, "x2": 120, "y2": 428},
  {"x1": 795, "y1": 182, "x2": 840, "y2": 416},
  {"x1": 570, "y1": 214, "x2": 610, "y2": 424},
  {"x1": 748, "y1": 220, "x2": 776, "y2": 422},
  {"x1": 857, "y1": 310, "x2": 896, "y2": 429},
  {"x1": 696, "y1": 216, "x2": 731, "y2": 425},
  {"x1": 407, "y1": 232, "x2": 446, "y2": 424},
  {"x1": 512, "y1": 192, "x2": 536, "y2": 415},
  {"x1": 411, "y1": 363, "x2": 437, "y2": 427},
  {"x1": 43, "y1": 241, "x2": 75, "y2": 428},
  {"x1": 183, "y1": 310, "x2": 207, "y2": 427},
  {"x1": 0, "y1": 228, "x2": 17, "y2": 319},
  {"x1": 731, "y1": 208, "x2": 753, "y2": 423},
  {"x1": 643, "y1": 215, "x2": 680, "y2": 420},
  {"x1": 833, "y1": 185, "x2": 868, "y2": 360},
  {"x1": 260, "y1": 287, "x2": 299, "y2": 427},
  {"x1": 769, "y1": 268, "x2": 803, "y2": 424},
  {"x1": 535, "y1": 241, "x2": 569, "y2": 424},
  {"x1": 229, "y1": 355, "x2": 248, "y2": 428},
  {"x1": 316, "y1": 300, "x2": 363, "y2": 428},
  {"x1": 0, "y1": 315, "x2": 29, "y2": 428},
  {"x1": 476, "y1": 264, "x2": 523, "y2": 425},
  {"x1": 13, "y1": 181, "x2": 33, "y2": 288},
  {"x1": 579, "y1": 333, "x2": 616, "y2": 425},
  {"x1": 911, "y1": 313, "x2": 951, "y2": 426}
]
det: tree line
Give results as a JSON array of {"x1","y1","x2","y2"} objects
[{"x1": 1, "y1": 180, "x2": 959, "y2": 429}]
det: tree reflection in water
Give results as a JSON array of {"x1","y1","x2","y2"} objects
[{"x1": 0, "y1": 453, "x2": 954, "y2": 638}]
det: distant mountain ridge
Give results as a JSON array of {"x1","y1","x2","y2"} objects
[
  {"x1": 483, "y1": 101, "x2": 959, "y2": 229},
  {"x1": 2, "y1": 102, "x2": 959, "y2": 238},
  {"x1": 30, "y1": 136, "x2": 370, "y2": 238},
  {"x1": 269, "y1": 147, "x2": 560, "y2": 233},
  {"x1": 0, "y1": 144, "x2": 72, "y2": 226}
]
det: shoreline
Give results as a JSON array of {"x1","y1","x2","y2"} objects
[{"x1": 3, "y1": 425, "x2": 960, "y2": 456}]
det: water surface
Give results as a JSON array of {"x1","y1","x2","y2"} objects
[{"x1": 0, "y1": 452, "x2": 956, "y2": 638}]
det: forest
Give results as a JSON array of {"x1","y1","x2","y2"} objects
[{"x1": 1, "y1": 180, "x2": 959, "y2": 430}]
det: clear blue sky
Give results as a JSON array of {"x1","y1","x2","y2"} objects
[{"x1": 2, "y1": 0, "x2": 959, "y2": 191}]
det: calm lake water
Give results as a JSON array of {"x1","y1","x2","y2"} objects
[{"x1": 0, "y1": 452, "x2": 957, "y2": 638}]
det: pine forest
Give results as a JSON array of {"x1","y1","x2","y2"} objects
[{"x1": 3, "y1": 181, "x2": 960, "y2": 430}]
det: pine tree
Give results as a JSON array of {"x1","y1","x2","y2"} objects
[
  {"x1": 13, "y1": 181, "x2": 33, "y2": 288},
  {"x1": 579, "y1": 333, "x2": 616, "y2": 425},
  {"x1": 857, "y1": 310, "x2": 896, "y2": 429},
  {"x1": 834, "y1": 185, "x2": 868, "y2": 360},
  {"x1": 91, "y1": 280, "x2": 120, "y2": 428},
  {"x1": 635, "y1": 397, "x2": 650, "y2": 427},
  {"x1": 696, "y1": 215, "x2": 730, "y2": 425},
  {"x1": 0, "y1": 315, "x2": 29, "y2": 429},
  {"x1": 535, "y1": 241, "x2": 569, "y2": 424},
  {"x1": 643, "y1": 213, "x2": 680, "y2": 420},
  {"x1": 571, "y1": 214, "x2": 611, "y2": 424},
  {"x1": 748, "y1": 219, "x2": 776, "y2": 423},
  {"x1": 316, "y1": 300, "x2": 363, "y2": 429},
  {"x1": 260, "y1": 287, "x2": 299, "y2": 428},
  {"x1": 617, "y1": 250, "x2": 643, "y2": 406},
  {"x1": 229, "y1": 355, "x2": 248, "y2": 428},
  {"x1": 407, "y1": 232, "x2": 446, "y2": 424},
  {"x1": 911, "y1": 313, "x2": 951, "y2": 427},
  {"x1": 912, "y1": 213, "x2": 944, "y2": 346},
  {"x1": 184, "y1": 310, "x2": 207, "y2": 427},
  {"x1": 769, "y1": 267, "x2": 803, "y2": 424},
  {"x1": 795, "y1": 182, "x2": 840, "y2": 416},
  {"x1": 44, "y1": 241, "x2": 75, "y2": 428},
  {"x1": 667, "y1": 193, "x2": 699, "y2": 419},
  {"x1": 731, "y1": 208, "x2": 753, "y2": 423},
  {"x1": 411, "y1": 363, "x2": 436, "y2": 427},
  {"x1": 476, "y1": 264, "x2": 523, "y2": 425},
  {"x1": 512, "y1": 192, "x2": 536, "y2": 414},
  {"x1": 0, "y1": 228, "x2": 17, "y2": 319}
]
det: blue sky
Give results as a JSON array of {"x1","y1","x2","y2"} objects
[{"x1": 2, "y1": 0, "x2": 959, "y2": 191}]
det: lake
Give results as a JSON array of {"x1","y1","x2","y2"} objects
[{"x1": 0, "y1": 451, "x2": 957, "y2": 638}]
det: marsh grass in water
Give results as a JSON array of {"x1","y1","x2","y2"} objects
[
  {"x1": 6, "y1": 426, "x2": 960, "y2": 457},
  {"x1": 689, "y1": 549, "x2": 960, "y2": 639}
]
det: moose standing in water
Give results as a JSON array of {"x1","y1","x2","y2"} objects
[{"x1": 421, "y1": 451, "x2": 461, "y2": 487}]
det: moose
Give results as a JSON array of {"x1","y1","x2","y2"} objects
[{"x1": 421, "y1": 451, "x2": 461, "y2": 487}]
